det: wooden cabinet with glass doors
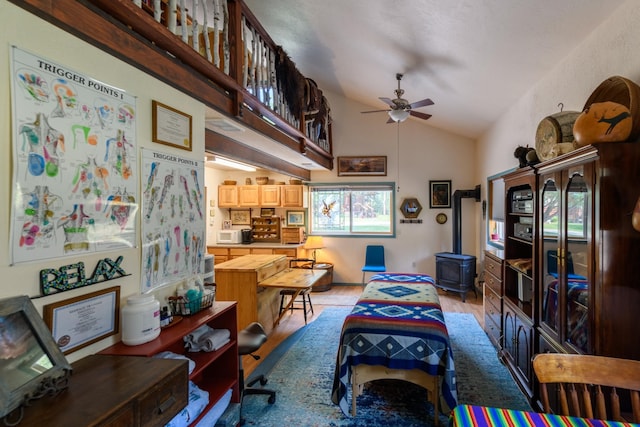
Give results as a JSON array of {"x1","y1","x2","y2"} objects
[
  {"x1": 536, "y1": 142, "x2": 640, "y2": 362},
  {"x1": 502, "y1": 166, "x2": 537, "y2": 399}
]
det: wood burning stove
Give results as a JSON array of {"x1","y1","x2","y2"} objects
[{"x1": 435, "y1": 186, "x2": 480, "y2": 302}]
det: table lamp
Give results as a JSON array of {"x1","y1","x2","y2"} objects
[{"x1": 304, "y1": 236, "x2": 324, "y2": 262}]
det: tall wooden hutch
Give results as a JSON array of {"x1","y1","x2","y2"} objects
[{"x1": 488, "y1": 141, "x2": 640, "y2": 409}]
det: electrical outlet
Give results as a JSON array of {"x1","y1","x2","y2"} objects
[{"x1": 412, "y1": 261, "x2": 416, "y2": 267}]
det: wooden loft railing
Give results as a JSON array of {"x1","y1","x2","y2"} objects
[{"x1": 11, "y1": 0, "x2": 333, "y2": 175}]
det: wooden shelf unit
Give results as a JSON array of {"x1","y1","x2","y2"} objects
[
  {"x1": 251, "y1": 216, "x2": 281, "y2": 243},
  {"x1": 100, "y1": 301, "x2": 239, "y2": 427}
]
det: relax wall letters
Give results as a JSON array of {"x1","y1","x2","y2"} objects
[{"x1": 40, "y1": 256, "x2": 130, "y2": 295}]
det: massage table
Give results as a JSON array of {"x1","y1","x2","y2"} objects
[{"x1": 331, "y1": 273, "x2": 458, "y2": 425}]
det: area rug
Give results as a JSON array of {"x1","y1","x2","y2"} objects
[{"x1": 241, "y1": 307, "x2": 531, "y2": 426}]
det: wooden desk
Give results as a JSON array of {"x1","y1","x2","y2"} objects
[
  {"x1": 259, "y1": 268, "x2": 327, "y2": 326},
  {"x1": 450, "y1": 404, "x2": 636, "y2": 427}
]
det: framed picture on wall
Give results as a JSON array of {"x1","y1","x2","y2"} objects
[
  {"x1": 286, "y1": 211, "x2": 305, "y2": 226},
  {"x1": 231, "y1": 209, "x2": 251, "y2": 225},
  {"x1": 337, "y1": 156, "x2": 387, "y2": 176},
  {"x1": 429, "y1": 180, "x2": 451, "y2": 208}
]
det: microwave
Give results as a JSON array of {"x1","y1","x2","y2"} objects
[{"x1": 217, "y1": 229, "x2": 242, "y2": 244}]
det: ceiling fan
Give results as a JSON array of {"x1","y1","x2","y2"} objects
[{"x1": 361, "y1": 73, "x2": 434, "y2": 123}]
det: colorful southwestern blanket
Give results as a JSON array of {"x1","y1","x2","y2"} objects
[
  {"x1": 449, "y1": 404, "x2": 638, "y2": 427},
  {"x1": 331, "y1": 273, "x2": 458, "y2": 415}
]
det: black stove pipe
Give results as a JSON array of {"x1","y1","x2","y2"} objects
[{"x1": 452, "y1": 185, "x2": 481, "y2": 254}]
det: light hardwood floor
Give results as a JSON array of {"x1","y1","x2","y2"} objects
[{"x1": 243, "y1": 284, "x2": 484, "y2": 376}]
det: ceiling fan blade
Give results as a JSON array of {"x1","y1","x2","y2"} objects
[
  {"x1": 409, "y1": 110, "x2": 432, "y2": 120},
  {"x1": 409, "y1": 98, "x2": 434, "y2": 109},
  {"x1": 379, "y1": 97, "x2": 395, "y2": 107},
  {"x1": 386, "y1": 117, "x2": 396, "y2": 124},
  {"x1": 361, "y1": 109, "x2": 390, "y2": 114}
]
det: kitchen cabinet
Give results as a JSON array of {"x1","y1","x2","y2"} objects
[
  {"x1": 218, "y1": 185, "x2": 238, "y2": 207},
  {"x1": 238, "y1": 185, "x2": 260, "y2": 206},
  {"x1": 260, "y1": 185, "x2": 281, "y2": 206},
  {"x1": 281, "y1": 185, "x2": 304, "y2": 207},
  {"x1": 216, "y1": 184, "x2": 305, "y2": 208},
  {"x1": 100, "y1": 302, "x2": 239, "y2": 427}
]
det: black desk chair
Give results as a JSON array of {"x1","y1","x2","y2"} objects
[
  {"x1": 237, "y1": 322, "x2": 276, "y2": 422},
  {"x1": 278, "y1": 259, "x2": 315, "y2": 324}
]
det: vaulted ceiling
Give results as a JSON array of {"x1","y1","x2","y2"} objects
[{"x1": 244, "y1": 0, "x2": 627, "y2": 140}]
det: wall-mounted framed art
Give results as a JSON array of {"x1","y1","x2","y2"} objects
[
  {"x1": 286, "y1": 210, "x2": 305, "y2": 226},
  {"x1": 230, "y1": 209, "x2": 251, "y2": 225},
  {"x1": 337, "y1": 156, "x2": 387, "y2": 176},
  {"x1": 400, "y1": 198, "x2": 423, "y2": 218},
  {"x1": 152, "y1": 100, "x2": 192, "y2": 151},
  {"x1": 261, "y1": 208, "x2": 275, "y2": 217},
  {"x1": 429, "y1": 180, "x2": 452, "y2": 208}
]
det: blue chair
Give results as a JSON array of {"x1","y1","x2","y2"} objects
[
  {"x1": 546, "y1": 250, "x2": 586, "y2": 280},
  {"x1": 361, "y1": 245, "x2": 386, "y2": 284}
]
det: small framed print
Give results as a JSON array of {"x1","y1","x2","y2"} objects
[
  {"x1": 430, "y1": 180, "x2": 452, "y2": 208},
  {"x1": 286, "y1": 210, "x2": 305, "y2": 226},
  {"x1": 152, "y1": 100, "x2": 192, "y2": 151},
  {"x1": 231, "y1": 209, "x2": 251, "y2": 225},
  {"x1": 261, "y1": 208, "x2": 275, "y2": 217},
  {"x1": 222, "y1": 220, "x2": 232, "y2": 229}
]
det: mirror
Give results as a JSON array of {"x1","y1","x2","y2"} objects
[{"x1": 0, "y1": 296, "x2": 71, "y2": 423}]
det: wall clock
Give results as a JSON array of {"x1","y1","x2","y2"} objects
[{"x1": 436, "y1": 213, "x2": 448, "y2": 224}]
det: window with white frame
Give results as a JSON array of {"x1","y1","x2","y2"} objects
[{"x1": 308, "y1": 183, "x2": 395, "y2": 236}]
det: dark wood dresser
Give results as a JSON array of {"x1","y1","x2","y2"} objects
[{"x1": 17, "y1": 354, "x2": 188, "y2": 427}]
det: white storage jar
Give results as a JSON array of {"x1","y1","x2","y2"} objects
[{"x1": 121, "y1": 294, "x2": 161, "y2": 346}]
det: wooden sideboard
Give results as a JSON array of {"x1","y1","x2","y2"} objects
[{"x1": 17, "y1": 355, "x2": 188, "y2": 427}]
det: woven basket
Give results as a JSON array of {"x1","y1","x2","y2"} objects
[
  {"x1": 223, "y1": 180, "x2": 236, "y2": 185},
  {"x1": 256, "y1": 176, "x2": 269, "y2": 185},
  {"x1": 583, "y1": 76, "x2": 640, "y2": 141},
  {"x1": 289, "y1": 179, "x2": 302, "y2": 185}
]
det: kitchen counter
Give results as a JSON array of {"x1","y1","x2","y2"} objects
[
  {"x1": 207, "y1": 244, "x2": 304, "y2": 265},
  {"x1": 209, "y1": 243, "x2": 304, "y2": 248}
]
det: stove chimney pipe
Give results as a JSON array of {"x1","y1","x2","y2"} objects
[{"x1": 452, "y1": 185, "x2": 481, "y2": 254}]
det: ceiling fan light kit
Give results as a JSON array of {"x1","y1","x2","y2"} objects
[
  {"x1": 361, "y1": 73, "x2": 434, "y2": 123},
  {"x1": 388, "y1": 109, "x2": 410, "y2": 122}
]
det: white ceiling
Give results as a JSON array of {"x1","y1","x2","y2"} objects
[{"x1": 243, "y1": 0, "x2": 626, "y2": 140}]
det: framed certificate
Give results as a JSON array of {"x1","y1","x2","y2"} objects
[
  {"x1": 152, "y1": 100, "x2": 192, "y2": 151},
  {"x1": 43, "y1": 286, "x2": 120, "y2": 354}
]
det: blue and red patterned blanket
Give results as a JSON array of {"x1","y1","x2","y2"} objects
[{"x1": 331, "y1": 273, "x2": 458, "y2": 415}]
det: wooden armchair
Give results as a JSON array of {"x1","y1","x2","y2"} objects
[{"x1": 532, "y1": 353, "x2": 640, "y2": 423}]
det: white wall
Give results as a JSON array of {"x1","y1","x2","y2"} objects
[
  {"x1": 0, "y1": 4, "x2": 206, "y2": 362},
  {"x1": 307, "y1": 89, "x2": 477, "y2": 283},
  {"x1": 476, "y1": 0, "x2": 640, "y2": 265}
]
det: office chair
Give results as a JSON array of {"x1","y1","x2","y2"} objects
[
  {"x1": 361, "y1": 245, "x2": 386, "y2": 284},
  {"x1": 237, "y1": 322, "x2": 276, "y2": 424}
]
